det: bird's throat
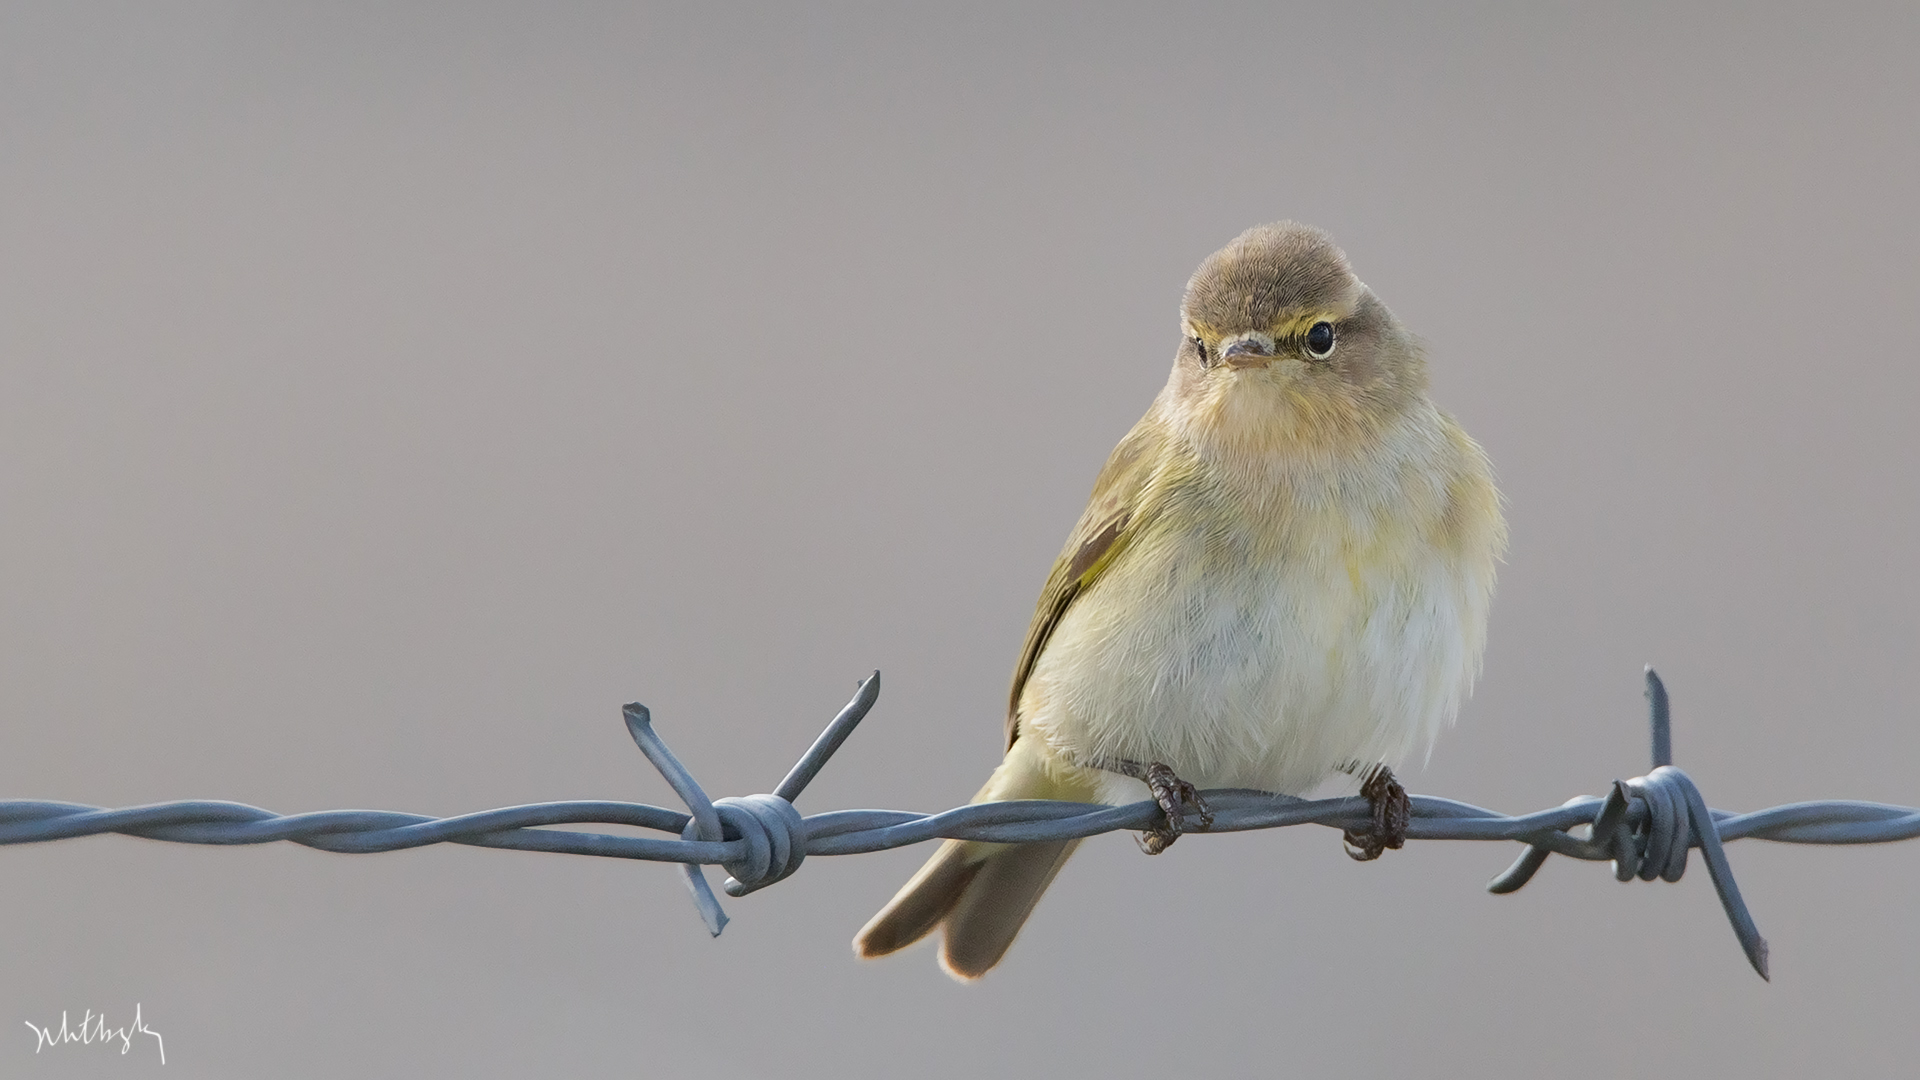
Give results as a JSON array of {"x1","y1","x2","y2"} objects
[{"x1": 1177, "y1": 372, "x2": 1402, "y2": 478}]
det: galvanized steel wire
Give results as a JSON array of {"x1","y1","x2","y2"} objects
[{"x1": 6, "y1": 669, "x2": 1916, "y2": 981}]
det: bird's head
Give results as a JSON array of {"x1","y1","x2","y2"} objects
[{"x1": 1167, "y1": 222, "x2": 1427, "y2": 458}]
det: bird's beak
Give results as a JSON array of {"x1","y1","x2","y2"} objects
[{"x1": 1219, "y1": 332, "x2": 1276, "y2": 368}]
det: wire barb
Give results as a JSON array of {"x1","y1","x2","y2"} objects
[
  {"x1": 3, "y1": 668, "x2": 1911, "y2": 978},
  {"x1": 621, "y1": 672, "x2": 879, "y2": 935},
  {"x1": 1484, "y1": 667, "x2": 1768, "y2": 978}
]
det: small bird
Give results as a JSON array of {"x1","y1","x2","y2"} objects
[{"x1": 854, "y1": 222, "x2": 1506, "y2": 980}]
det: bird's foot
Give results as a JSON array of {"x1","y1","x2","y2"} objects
[
  {"x1": 1087, "y1": 757, "x2": 1213, "y2": 854},
  {"x1": 1343, "y1": 764, "x2": 1409, "y2": 862},
  {"x1": 1136, "y1": 761, "x2": 1213, "y2": 855}
]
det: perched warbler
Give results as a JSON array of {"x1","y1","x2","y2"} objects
[{"x1": 854, "y1": 222, "x2": 1506, "y2": 981}]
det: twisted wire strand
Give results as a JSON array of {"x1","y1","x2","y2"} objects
[{"x1": 5, "y1": 670, "x2": 1916, "y2": 979}]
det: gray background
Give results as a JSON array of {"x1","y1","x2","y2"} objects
[{"x1": 3, "y1": 3, "x2": 1917, "y2": 1077}]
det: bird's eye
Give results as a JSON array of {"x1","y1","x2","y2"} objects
[
  {"x1": 1192, "y1": 336, "x2": 1211, "y2": 367},
  {"x1": 1304, "y1": 321, "x2": 1336, "y2": 359}
]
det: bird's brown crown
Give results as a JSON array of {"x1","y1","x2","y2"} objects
[{"x1": 1180, "y1": 222, "x2": 1356, "y2": 340}]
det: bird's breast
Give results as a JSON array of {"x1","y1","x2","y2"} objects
[{"x1": 1019, "y1": 425, "x2": 1495, "y2": 799}]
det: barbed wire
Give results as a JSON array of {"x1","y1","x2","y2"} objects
[{"x1": 5, "y1": 669, "x2": 1916, "y2": 980}]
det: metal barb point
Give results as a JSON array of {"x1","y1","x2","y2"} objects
[
  {"x1": 1646, "y1": 666, "x2": 1672, "y2": 769},
  {"x1": 774, "y1": 672, "x2": 880, "y2": 804},
  {"x1": 624, "y1": 702, "x2": 728, "y2": 936}
]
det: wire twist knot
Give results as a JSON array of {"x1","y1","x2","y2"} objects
[
  {"x1": 700, "y1": 794, "x2": 808, "y2": 897},
  {"x1": 1604, "y1": 767, "x2": 1694, "y2": 882}
]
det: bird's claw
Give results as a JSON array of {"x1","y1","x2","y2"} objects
[
  {"x1": 1343, "y1": 764, "x2": 1409, "y2": 861},
  {"x1": 1136, "y1": 761, "x2": 1213, "y2": 855}
]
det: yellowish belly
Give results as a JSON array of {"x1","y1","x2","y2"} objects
[{"x1": 1020, "y1": 501, "x2": 1487, "y2": 799}]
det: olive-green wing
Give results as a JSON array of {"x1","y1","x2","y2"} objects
[{"x1": 1004, "y1": 415, "x2": 1167, "y2": 749}]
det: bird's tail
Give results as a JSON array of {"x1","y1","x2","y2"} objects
[{"x1": 852, "y1": 735, "x2": 1098, "y2": 980}]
